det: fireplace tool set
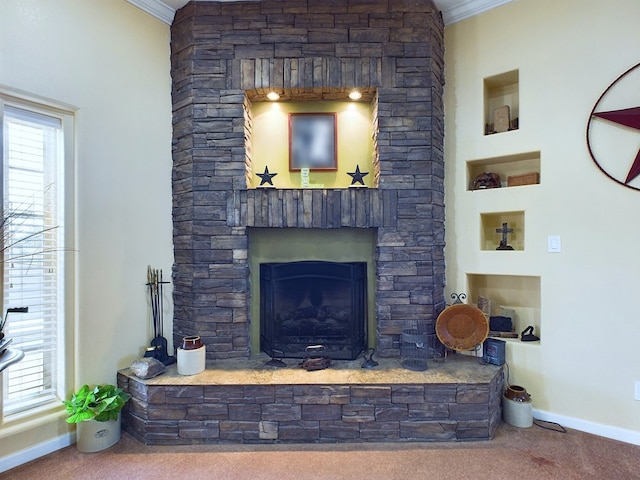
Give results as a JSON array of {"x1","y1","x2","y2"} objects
[{"x1": 145, "y1": 266, "x2": 175, "y2": 365}]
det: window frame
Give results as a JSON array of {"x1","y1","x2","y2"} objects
[{"x1": 0, "y1": 92, "x2": 75, "y2": 424}]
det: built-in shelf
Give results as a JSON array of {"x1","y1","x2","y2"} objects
[
  {"x1": 467, "y1": 151, "x2": 540, "y2": 190},
  {"x1": 467, "y1": 273, "x2": 541, "y2": 343},
  {"x1": 480, "y1": 211, "x2": 524, "y2": 251},
  {"x1": 484, "y1": 70, "x2": 519, "y2": 135}
]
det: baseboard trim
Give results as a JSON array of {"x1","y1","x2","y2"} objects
[
  {"x1": 1, "y1": 432, "x2": 75, "y2": 473},
  {"x1": 533, "y1": 408, "x2": 640, "y2": 446}
]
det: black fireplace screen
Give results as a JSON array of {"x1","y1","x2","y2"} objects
[{"x1": 260, "y1": 261, "x2": 367, "y2": 360}]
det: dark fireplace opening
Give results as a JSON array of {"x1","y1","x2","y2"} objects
[{"x1": 260, "y1": 261, "x2": 367, "y2": 360}]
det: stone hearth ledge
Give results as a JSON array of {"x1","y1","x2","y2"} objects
[
  {"x1": 118, "y1": 354, "x2": 504, "y2": 444},
  {"x1": 120, "y1": 353, "x2": 500, "y2": 386}
]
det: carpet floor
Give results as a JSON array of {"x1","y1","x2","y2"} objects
[{"x1": 2, "y1": 422, "x2": 639, "y2": 480}]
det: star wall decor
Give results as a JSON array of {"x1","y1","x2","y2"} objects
[
  {"x1": 347, "y1": 165, "x2": 369, "y2": 185},
  {"x1": 586, "y1": 62, "x2": 640, "y2": 190},
  {"x1": 592, "y1": 106, "x2": 640, "y2": 184},
  {"x1": 256, "y1": 166, "x2": 277, "y2": 186}
]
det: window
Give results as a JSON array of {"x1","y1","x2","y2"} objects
[{"x1": 1, "y1": 96, "x2": 72, "y2": 419}]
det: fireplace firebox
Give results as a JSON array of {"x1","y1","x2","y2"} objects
[{"x1": 260, "y1": 261, "x2": 367, "y2": 360}]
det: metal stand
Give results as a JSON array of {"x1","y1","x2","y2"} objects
[
  {"x1": 266, "y1": 349, "x2": 286, "y2": 367},
  {"x1": 361, "y1": 348, "x2": 379, "y2": 369}
]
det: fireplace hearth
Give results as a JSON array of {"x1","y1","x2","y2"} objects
[{"x1": 260, "y1": 261, "x2": 367, "y2": 360}]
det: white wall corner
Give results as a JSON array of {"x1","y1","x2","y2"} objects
[{"x1": 127, "y1": 0, "x2": 176, "y2": 25}]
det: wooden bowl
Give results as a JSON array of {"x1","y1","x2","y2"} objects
[{"x1": 435, "y1": 304, "x2": 489, "y2": 351}]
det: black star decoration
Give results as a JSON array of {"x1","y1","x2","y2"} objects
[
  {"x1": 347, "y1": 165, "x2": 369, "y2": 185},
  {"x1": 257, "y1": 166, "x2": 277, "y2": 186}
]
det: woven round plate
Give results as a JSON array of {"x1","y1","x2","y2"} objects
[{"x1": 435, "y1": 304, "x2": 489, "y2": 351}]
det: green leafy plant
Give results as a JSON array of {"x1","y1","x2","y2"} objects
[{"x1": 63, "y1": 384, "x2": 131, "y2": 423}]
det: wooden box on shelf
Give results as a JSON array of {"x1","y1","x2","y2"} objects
[{"x1": 507, "y1": 172, "x2": 539, "y2": 187}]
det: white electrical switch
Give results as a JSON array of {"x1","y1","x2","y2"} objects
[{"x1": 548, "y1": 235, "x2": 561, "y2": 253}]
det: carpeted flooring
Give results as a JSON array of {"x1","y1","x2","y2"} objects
[{"x1": 3, "y1": 422, "x2": 639, "y2": 480}]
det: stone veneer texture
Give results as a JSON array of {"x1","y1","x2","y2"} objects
[
  {"x1": 171, "y1": 0, "x2": 446, "y2": 359},
  {"x1": 118, "y1": 363, "x2": 503, "y2": 444}
]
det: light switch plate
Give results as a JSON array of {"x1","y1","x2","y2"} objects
[{"x1": 548, "y1": 235, "x2": 561, "y2": 253}]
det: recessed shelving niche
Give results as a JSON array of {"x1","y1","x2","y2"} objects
[
  {"x1": 467, "y1": 273, "x2": 541, "y2": 343},
  {"x1": 467, "y1": 151, "x2": 540, "y2": 190},
  {"x1": 484, "y1": 70, "x2": 519, "y2": 135},
  {"x1": 481, "y1": 211, "x2": 524, "y2": 251}
]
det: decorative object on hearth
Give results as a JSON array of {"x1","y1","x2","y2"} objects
[
  {"x1": 520, "y1": 325, "x2": 540, "y2": 342},
  {"x1": 472, "y1": 172, "x2": 501, "y2": 189},
  {"x1": 482, "y1": 337, "x2": 505, "y2": 366},
  {"x1": 299, "y1": 345, "x2": 331, "y2": 371},
  {"x1": 401, "y1": 325, "x2": 429, "y2": 371},
  {"x1": 130, "y1": 357, "x2": 166, "y2": 379},
  {"x1": 177, "y1": 339, "x2": 206, "y2": 375},
  {"x1": 257, "y1": 166, "x2": 278, "y2": 186},
  {"x1": 586, "y1": 62, "x2": 640, "y2": 191},
  {"x1": 361, "y1": 348, "x2": 379, "y2": 369},
  {"x1": 435, "y1": 303, "x2": 489, "y2": 352},
  {"x1": 496, "y1": 222, "x2": 514, "y2": 250},
  {"x1": 347, "y1": 165, "x2": 369, "y2": 186},
  {"x1": 146, "y1": 266, "x2": 175, "y2": 365},
  {"x1": 266, "y1": 349, "x2": 286, "y2": 367},
  {"x1": 181, "y1": 335, "x2": 203, "y2": 350}
]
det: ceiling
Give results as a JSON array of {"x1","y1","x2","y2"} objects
[{"x1": 128, "y1": 0, "x2": 512, "y2": 26}]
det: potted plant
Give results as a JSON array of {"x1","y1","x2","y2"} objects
[{"x1": 63, "y1": 384, "x2": 131, "y2": 452}]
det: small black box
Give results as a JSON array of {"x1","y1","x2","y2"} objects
[{"x1": 483, "y1": 338, "x2": 505, "y2": 366}]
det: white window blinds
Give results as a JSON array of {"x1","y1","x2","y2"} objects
[{"x1": 2, "y1": 104, "x2": 65, "y2": 416}]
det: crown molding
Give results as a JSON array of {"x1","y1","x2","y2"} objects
[
  {"x1": 439, "y1": 0, "x2": 512, "y2": 25},
  {"x1": 127, "y1": 0, "x2": 176, "y2": 25},
  {"x1": 127, "y1": 0, "x2": 513, "y2": 27}
]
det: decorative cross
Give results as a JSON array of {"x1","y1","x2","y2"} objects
[{"x1": 495, "y1": 222, "x2": 514, "y2": 250}]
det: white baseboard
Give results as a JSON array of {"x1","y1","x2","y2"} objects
[
  {"x1": 0, "y1": 432, "x2": 75, "y2": 473},
  {"x1": 533, "y1": 408, "x2": 640, "y2": 446}
]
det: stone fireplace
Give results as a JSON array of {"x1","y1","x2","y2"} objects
[
  {"x1": 119, "y1": 1, "x2": 505, "y2": 445},
  {"x1": 170, "y1": 0, "x2": 447, "y2": 360}
]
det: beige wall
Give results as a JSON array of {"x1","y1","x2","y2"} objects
[
  {"x1": 444, "y1": 0, "x2": 640, "y2": 442},
  {"x1": 0, "y1": 0, "x2": 173, "y2": 463}
]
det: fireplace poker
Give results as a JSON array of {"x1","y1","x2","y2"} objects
[{"x1": 146, "y1": 266, "x2": 175, "y2": 365}]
